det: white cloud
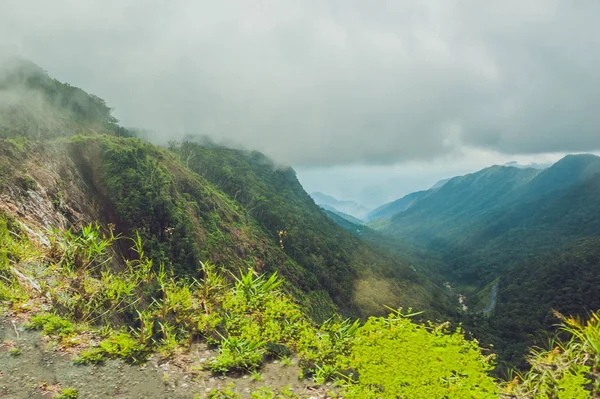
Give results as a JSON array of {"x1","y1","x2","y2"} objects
[{"x1": 1, "y1": 0, "x2": 599, "y2": 169}]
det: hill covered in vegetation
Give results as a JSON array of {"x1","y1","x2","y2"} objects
[
  {"x1": 0, "y1": 57, "x2": 457, "y2": 321},
  {"x1": 4, "y1": 56, "x2": 600, "y2": 398},
  {"x1": 368, "y1": 155, "x2": 600, "y2": 369}
]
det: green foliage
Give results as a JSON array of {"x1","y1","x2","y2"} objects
[
  {"x1": 341, "y1": 310, "x2": 498, "y2": 399},
  {"x1": 75, "y1": 330, "x2": 149, "y2": 365},
  {"x1": 297, "y1": 317, "x2": 359, "y2": 380},
  {"x1": 0, "y1": 220, "x2": 537, "y2": 397},
  {"x1": 500, "y1": 311, "x2": 600, "y2": 398},
  {"x1": 472, "y1": 238, "x2": 600, "y2": 370},
  {"x1": 8, "y1": 347, "x2": 21, "y2": 356},
  {"x1": 170, "y1": 140, "x2": 448, "y2": 319},
  {"x1": 54, "y1": 387, "x2": 79, "y2": 399},
  {"x1": 250, "y1": 386, "x2": 300, "y2": 399},
  {"x1": 16, "y1": 174, "x2": 37, "y2": 191},
  {"x1": 203, "y1": 385, "x2": 242, "y2": 399},
  {"x1": 25, "y1": 313, "x2": 75, "y2": 336},
  {"x1": 0, "y1": 214, "x2": 32, "y2": 303},
  {"x1": 96, "y1": 137, "x2": 200, "y2": 275},
  {"x1": 210, "y1": 336, "x2": 265, "y2": 373},
  {"x1": 49, "y1": 222, "x2": 115, "y2": 273}
]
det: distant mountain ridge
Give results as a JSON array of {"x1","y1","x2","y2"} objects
[
  {"x1": 367, "y1": 153, "x2": 600, "y2": 366},
  {"x1": 366, "y1": 190, "x2": 429, "y2": 221},
  {"x1": 310, "y1": 191, "x2": 370, "y2": 220},
  {"x1": 503, "y1": 161, "x2": 552, "y2": 169},
  {"x1": 319, "y1": 204, "x2": 365, "y2": 225}
]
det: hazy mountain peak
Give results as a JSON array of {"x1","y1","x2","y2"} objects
[
  {"x1": 503, "y1": 161, "x2": 552, "y2": 170},
  {"x1": 310, "y1": 191, "x2": 370, "y2": 220}
]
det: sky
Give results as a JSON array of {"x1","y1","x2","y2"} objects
[{"x1": 2, "y1": 1, "x2": 600, "y2": 207}]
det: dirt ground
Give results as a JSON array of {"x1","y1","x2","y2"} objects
[{"x1": 0, "y1": 317, "x2": 336, "y2": 399}]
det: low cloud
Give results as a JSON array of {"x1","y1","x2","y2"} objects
[{"x1": 2, "y1": 1, "x2": 600, "y2": 166}]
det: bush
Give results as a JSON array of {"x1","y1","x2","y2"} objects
[
  {"x1": 341, "y1": 311, "x2": 498, "y2": 399},
  {"x1": 25, "y1": 313, "x2": 75, "y2": 336},
  {"x1": 54, "y1": 387, "x2": 79, "y2": 399},
  {"x1": 74, "y1": 331, "x2": 149, "y2": 365},
  {"x1": 210, "y1": 337, "x2": 265, "y2": 373}
]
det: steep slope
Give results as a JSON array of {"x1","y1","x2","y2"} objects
[
  {"x1": 0, "y1": 56, "x2": 132, "y2": 139},
  {"x1": 170, "y1": 140, "x2": 454, "y2": 318},
  {"x1": 319, "y1": 204, "x2": 365, "y2": 225},
  {"x1": 466, "y1": 237, "x2": 600, "y2": 369},
  {"x1": 522, "y1": 153, "x2": 600, "y2": 198},
  {"x1": 310, "y1": 191, "x2": 370, "y2": 220},
  {"x1": 366, "y1": 190, "x2": 428, "y2": 221},
  {"x1": 371, "y1": 157, "x2": 600, "y2": 283},
  {"x1": 0, "y1": 57, "x2": 453, "y2": 321}
]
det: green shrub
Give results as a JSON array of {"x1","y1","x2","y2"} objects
[
  {"x1": 297, "y1": 317, "x2": 359, "y2": 380},
  {"x1": 16, "y1": 174, "x2": 37, "y2": 191},
  {"x1": 341, "y1": 310, "x2": 498, "y2": 399},
  {"x1": 503, "y1": 311, "x2": 600, "y2": 398},
  {"x1": 74, "y1": 331, "x2": 149, "y2": 364},
  {"x1": 25, "y1": 313, "x2": 75, "y2": 336},
  {"x1": 210, "y1": 336, "x2": 265, "y2": 373},
  {"x1": 54, "y1": 387, "x2": 79, "y2": 399}
]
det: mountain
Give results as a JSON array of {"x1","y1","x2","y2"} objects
[
  {"x1": 0, "y1": 56, "x2": 132, "y2": 139},
  {"x1": 430, "y1": 177, "x2": 451, "y2": 190},
  {"x1": 366, "y1": 190, "x2": 429, "y2": 221},
  {"x1": 0, "y1": 58, "x2": 452, "y2": 321},
  {"x1": 319, "y1": 204, "x2": 365, "y2": 225},
  {"x1": 368, "y1": 155, "x2": 600, "y2": 368},
  {"x1": 504, "y1": 161, "x2": 552, "y2": 169},
  {"x1": 310, "y1": 191, "x2": 370, "y2": 220},
  {"x1": 371, "y1": 157, "x2": 600, "y2": 283}
]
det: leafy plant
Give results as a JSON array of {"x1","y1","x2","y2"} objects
[
  {"x1": 340, "y1": 310, "x2": 498, "y2": 399},
  {"x1": 54, "y1": 387, "x2": 79, "y2": 399},
  {"x1": 8, "y1": 347, "x2": 21, "y2": 356},
  {"x1": 25, "y1": 313, "x2": 75, "y2": 336},
  {"x1": 75, "y1": 331, "x2": 149, "y2": 364},
  {"x1": 210, "y1": 336, "x2": 265, "y2": 373}
]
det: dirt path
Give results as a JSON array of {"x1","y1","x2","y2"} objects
[{"x1": 0, "y1": 318, "x2": 332, "y2": 398}]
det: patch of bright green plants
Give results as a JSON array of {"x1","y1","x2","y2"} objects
[
  {"x1": 54, "y1": 387, "x2": 79, "y2": 399},
  {"x1": 0, "y1": 214, "x2": 36, "y2": 304},
  {"x1": 8, "y1": 347, "x2": 21, "y2": 356},
  {"x1": 6, "y1": 220, "x2": 600, "y2": 398},
  {"x1": 26, "y1": 313, "x2": 76, "y2": 336}
]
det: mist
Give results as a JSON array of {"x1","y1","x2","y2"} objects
[{"x1": 2, "y1": 0, "x2": 600, "y2": 168}]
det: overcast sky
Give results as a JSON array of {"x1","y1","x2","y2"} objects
[{"x1": 2, "y1": 1, "x2": 600, "y2": 207}]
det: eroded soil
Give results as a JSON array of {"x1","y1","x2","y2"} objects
[{"x1": 0, "y1": 318, "x2": 335, "y2": 399}]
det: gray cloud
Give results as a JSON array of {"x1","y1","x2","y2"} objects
[{"x1": 1, "y1": 0, "x2": 600, "y2": 166}]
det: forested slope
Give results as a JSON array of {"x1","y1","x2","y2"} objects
[{"x1": 0, "y1": 57, "x2": 453, "y2": 321}]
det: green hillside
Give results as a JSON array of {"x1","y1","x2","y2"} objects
[
  {"x1": 369, "y1": 156, "x2": 600, "y2": 373},
  {"x1": 320, "y1": 205, "x2": 365, "y2": 225},
  {"x1": 3, "y1": 56, "x2": 600, "y2": 398},
  {"x1": 0, "y1": 57, "x2": 453, "y2": 321},
  {"x1": 467, "y1": 237, "x2": 600, "y2": 370},
  {"x1": 371, "y1": 160, "x2": 600, "y2": 284},
  {"x1": 366, "y1": 190, "x2": 429, "y2": 221},
  {"x1": 168, "y1": 140, "x2": 452, "y2": 318}
]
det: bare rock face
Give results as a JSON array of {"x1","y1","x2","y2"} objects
[{"x1": 0, "y1": 140, "x2": 106, "y2": 240}]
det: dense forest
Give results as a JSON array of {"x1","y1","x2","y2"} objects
[{"x1": 360, "y1": 154, "x2": 600, "y2": 370}]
